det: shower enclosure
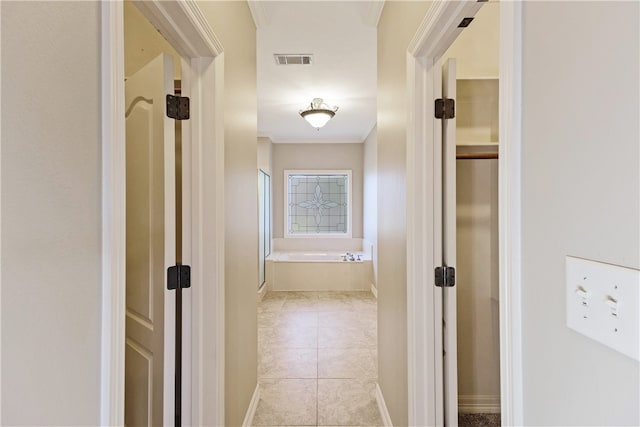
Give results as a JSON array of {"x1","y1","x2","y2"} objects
[{"x1": 258, "y1": 169, "x2": 271, "y2": 289}]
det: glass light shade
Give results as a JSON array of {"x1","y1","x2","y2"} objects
[
  {"x1": 300, "y1": 109, "x2": 335, "y2": 129},
  {"x1": 299, "y1": 98, "x2": 338, "y2": 130}
]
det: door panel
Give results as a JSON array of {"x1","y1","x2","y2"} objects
[
  {"x1": 125, "y1": 53, "x2": 176, "y2": 427},
  {"x1": 126, "y1": 102, "x2": 154, "y2": 324},
  {"x1": 442, "y1": 58, "x2": 459, "y2": 426},
  {"x1": 125, "y1": 340, "x2": 152, "y2": 427}
]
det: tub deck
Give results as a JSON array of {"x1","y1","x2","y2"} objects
[{"x1": 266, "y1": 251, "x2": 373, "y2": 291}]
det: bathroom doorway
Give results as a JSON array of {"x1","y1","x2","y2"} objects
[{"x1": 252, "y1": 2, "x2": 379, "y2": 424}]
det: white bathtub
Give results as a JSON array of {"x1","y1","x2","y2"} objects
[
  {"x1": 269, "y1": 252, "x2": 367, "y2": 263},
  {"x1": 266, "y1": 250, "x2": 373, "y2": 291}
]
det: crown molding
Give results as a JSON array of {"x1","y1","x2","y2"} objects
[
  {"x1": 365, "y1": 1, "x2": 385, "y2": 27},
  {"x1": 248, "y1": 1, "x2": 269, "y2": 29},
  {"x1": 271, "y1": 138, "x2": 364, "y2": 145}
]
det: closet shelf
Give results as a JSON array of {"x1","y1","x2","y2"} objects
[
  {"x1": 457, "y1": 152, "x2": 498, "y2": 160},
  {"x1": 456, "y1": 142, "x2": 499, "y2": 159},
  {"x1": 456, "y1": 141, "x2": 499, "y2": 147}
]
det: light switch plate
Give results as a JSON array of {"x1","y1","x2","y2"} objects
[{"x1": 566, "y1": 256, "x2": 639, "y2": 361}]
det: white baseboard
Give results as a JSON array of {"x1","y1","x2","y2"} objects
[
  {"x1": 376, "y1": 383, "x2": 393, "y2": 427},
  {"x1": 371, "y1": 283, "x2": 377, "y2": 298},
  {"x1": 458, "y1": 394, "x2": 501, "y2": 414},
  {"x1": 242, "y1": 384, "x2": 261, "y2": 427}
]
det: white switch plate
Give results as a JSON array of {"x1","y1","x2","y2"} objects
[{"x1": 566, "y1": 256, "x2": 639, "y2": 361}]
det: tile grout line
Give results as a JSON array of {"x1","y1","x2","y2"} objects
[{"x1": 257, "y1": 291, "x2": 378, "y2": 427}]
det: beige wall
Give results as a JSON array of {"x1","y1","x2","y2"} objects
[
  {"x1": 124, "y1": 1, "x2": 181, "y2": 79},
  {"x1": 376, "y1": 2, "x2": 432, "y2": 425},
  {"x1": 1, "y1": 2, "x2": 102, "y2": 424},
  {"x1": 443, "y1": 1, "x2": 499, "y2": 80},
  {"x1": 363, "y1": 126, "x2": 378, "y2": 287},
  {"x1": 520, "y1": 2, "x2": 639, "y2": 425},
  {"x1": 258, "y1": 137, "x2": 273, "y2": 176},
  {"x1": 272, "y1": 143, "x2": 364, "y2": 240},
  {"x1": 198, "y1": 2, "x2": 258, "y2": 426},
  {"x1": 456, "y1": 159, "x2": 500, "y2": 404},
  {"x1": 453, "y1": 79, "x2": 499, "y2": 145}
]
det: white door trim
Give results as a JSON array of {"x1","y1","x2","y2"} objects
[
  {"x1": 406, "y1": 51, "x2": 438, "y2": 426},
  {"x1": 100, "y1": 3, "x2": 126, "y2": 423},
  {"x1": 0, "y1": 2, "x2": 4, "y2": 423},
  {"x1": 406, "y1": 1, "x2": 523, "y2": 425},
  {"x1": 497, "y1": 2, "x2": 524, "y2": 424},
  {"x1": 100, "y1": 1, "x2": 225, "y2": 425}
]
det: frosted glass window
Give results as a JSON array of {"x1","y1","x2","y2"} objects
[{"x1": 285, "y1": 171, "x2": 351, "y2": 236}]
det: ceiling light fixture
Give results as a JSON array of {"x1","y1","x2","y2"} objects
[{"x1": 299, "y1": 98, "x2": 338, "y2": 130}]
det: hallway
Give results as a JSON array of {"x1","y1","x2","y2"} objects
[{"x1": 253, "y1": 291, "x2": 382, "y2": 426}]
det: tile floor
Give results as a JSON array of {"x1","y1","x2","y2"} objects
[{"x1": 254, "y1": 291, "x2": 382, "y2": 427}]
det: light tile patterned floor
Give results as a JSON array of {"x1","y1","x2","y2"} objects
[{"x1": 254, "y1": 291, "x2": 382, "y2": 427}]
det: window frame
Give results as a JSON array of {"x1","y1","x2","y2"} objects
[{"x1": 284, "y1": 169, "x2": 353, "y2": 239}]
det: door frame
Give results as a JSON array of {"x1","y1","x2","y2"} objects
[
  {"x1": 406, "y1": 1, "x2": 523, "y2": 425},
  {"x1": 100, "y1": 1, "x2": 225, "y2": 425}
]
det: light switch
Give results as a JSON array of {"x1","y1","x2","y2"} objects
[
  {"x1": 566, "y1": 256, "x2": 639, "y2": 361},
  {"x1": 605, "y1": 297, "x2": 618, "y2": 316},
  {"x1": 575, "y1": 286, "x2": 590, "y2": 306}
]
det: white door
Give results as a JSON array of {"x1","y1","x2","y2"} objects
[
  {"x1": 439, "y1": 57, "x2": 459, "y2": 426},
  {"x1": 125, "y1": 53, "x2": 176, "y2": 427}
]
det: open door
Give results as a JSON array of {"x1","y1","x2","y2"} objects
[
  {"x1": 440, "y1": 57, "x2": 459, "y2": 426},
  {"x1": 125, "y1": 53, "x2": 176, "y2": 427}
]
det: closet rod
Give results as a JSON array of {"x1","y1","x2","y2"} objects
[{"x1": 456, "y1": 152, "x2": 499, "y2": 160}]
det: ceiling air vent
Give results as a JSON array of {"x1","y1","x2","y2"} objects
[{"x1": 274, "y1": 54, "x2": 313, "y2": 66}]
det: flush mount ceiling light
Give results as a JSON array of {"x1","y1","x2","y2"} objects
[{"x1": 299, "y1": 98, "x2": 338, "y2": 130}]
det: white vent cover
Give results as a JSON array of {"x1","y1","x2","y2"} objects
[{"x1": 274, "y1": 54, "x2": 313, "y2": 65}]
